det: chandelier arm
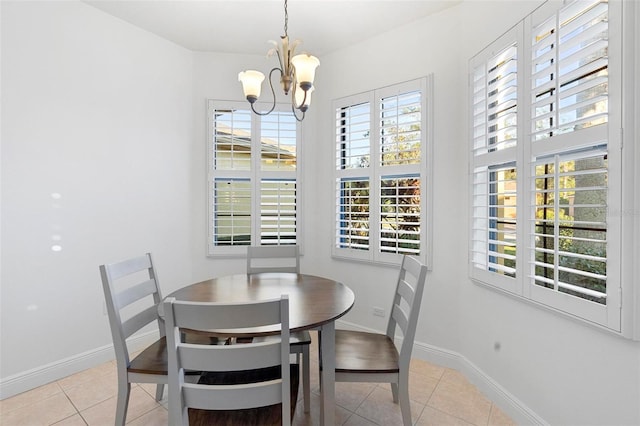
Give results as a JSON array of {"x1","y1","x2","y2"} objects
[
  {"x1": 250, "y1": 67, "x2": 281, "y2": 116},
  {"x1": 291, "y1": 84, "x2": 308, "y2": 110},
  {"x1": 291, "y1": 103, "x2": 305, "y2": 122}
]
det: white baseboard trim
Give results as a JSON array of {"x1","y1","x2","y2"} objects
[
  {"x1": 336, "y1": 319, "x2": 547, "y2": 425},
  {"x1": 0, "y1": 332, "x2": 157, "y2": 400}
]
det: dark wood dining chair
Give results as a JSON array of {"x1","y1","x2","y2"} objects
[
  {"x1": 163, "y1": 295, "x2": 297, "y2": 425},
  {"x1": 327, "y1": 255, "x2": 428, "y2": 426},
  {"x1": 247, "y1": 244, "x2": 312, "y2": 412}
]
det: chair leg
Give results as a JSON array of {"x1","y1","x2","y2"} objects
[
  {"x1": 391, "y1": 382, "x2": 400, "y2": 403},
  {"x1": 397, "y1": 377, "x2": 412, "y2": 426},
  {"x1": 302, "y1": 345, "x2": 310, "y2": 413},
  {"x1": 115, "y1": 382, "x2": 131, "y2": 426},
  {"x1": 155, "y1": 383, "x2": 165, "y2": 401}
]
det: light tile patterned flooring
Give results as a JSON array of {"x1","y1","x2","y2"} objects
[{"x1": 0, "y1": 335, "x2": 515, "y2": 426}]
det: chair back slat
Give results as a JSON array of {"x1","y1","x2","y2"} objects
[
  {"x1": 121, "y1": 304, "x2": 160, "y2": 340},
  {"x1": 164, "y1": 295, "x2": 291, "y2": 425},
  {"x1": 183, "y1": 380, "x2": 283, "y2": 411},
  {"x1": 115, "y1": 278, "x2": 158, "y2": 311},
  {"x1": 396, "y1": 279, "x2": 415, "y2": 307},
  {"x1": 177, "y1": 340, "x2": 282, "y2": 372},
  {"x1": 247, "y1": 245, "x2": 300, "y2": 274},
  {"x1": 105, "y1": 254, "x2": 153, "y2": 281},
  {"x1": 168, "y1": 299, "x2": 284, "y2": 330},
  {"x1": 391, "y1": 304, "x2": 409, "y2": 335}
]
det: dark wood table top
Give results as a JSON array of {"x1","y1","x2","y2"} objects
[{"x1": 166, "y1": 272, "x2": 355, "y2": 336}]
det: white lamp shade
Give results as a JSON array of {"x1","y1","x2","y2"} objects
[
  {"x1": 238, "y1": 70, "x2": 265, "y2": 99},
  {"x1": 295, "y1": 84, "x2": 313, "y2": 107},
  {"x1": 291, "y1": 54, "x2": 320, "y2": 85}
]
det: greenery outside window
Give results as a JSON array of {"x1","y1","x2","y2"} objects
[{"x1": 333, "y1": 77, "x2": 433, "y2": 267}]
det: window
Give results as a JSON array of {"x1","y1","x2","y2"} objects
[
  {"x1": 333, "y1": 77, "x2": 433, "y2": 266},
  {"x1": 208, "y1": 101, "x2": 300, "y2": 256},
  {"x1": 469, "y1": 0, "x2": 624, "y2": 330}
]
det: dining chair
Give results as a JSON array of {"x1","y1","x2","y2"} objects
[
  {"x1": 246, "y1": 244, "x2": 300, "y2": 274},
  {"x1": 99, "y1": 253, "x2": 210, "y2": 426},
  {"x1": 246, "y1": 244, "x2": 312, "y2": 412},
  {"x1": 99, "y1": 253, "x2": 169, "y2": 426},
  {"x1": 163, "y1": 295, "x2": 297, "y2": 425},
  {"x1": 327, "y1": 255, "x2": 427, "y2": 426}
]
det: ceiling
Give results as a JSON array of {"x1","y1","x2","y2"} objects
[{"x1": 83, "y1": 0, "x2": 461, "y2": 56}]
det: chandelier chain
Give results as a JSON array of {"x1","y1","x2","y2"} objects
[{"x1": 284, "y1": 0, "x2": 288, "y2": 36}]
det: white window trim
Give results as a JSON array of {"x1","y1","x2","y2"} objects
[
  {"x1": 207, "y1": 99, "x2": 303, "y2": 258},
  {"x1": 468, "y1": 0, "x2": 637, "y2": 336},
  {"x1": 332, "y1": 76, "x2": 433, "y2": 269}
]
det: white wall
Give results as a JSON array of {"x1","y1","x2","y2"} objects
[
  {"x1": 1, "y1": 0, "x2": 194, "y2": 389},
  {"x1": 2, "y1": 1, "x2": 639, "y2": 424}
]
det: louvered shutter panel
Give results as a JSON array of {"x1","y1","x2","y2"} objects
[
  {"x1": 260, "y1": 112, "x2": 297, "y2": 171},
  {"x1": 380, "y1": 91, "x2": 421, "y2": 166},
  {"x1": 531, "y1": 0, "x2": 608, "y2": 141},
  {"x1": 335, "y1": 178, "x2": 370, "y2": 250},
  {"x1": 379, "y1": 175, "x2": 420, "y2": 255},
  {"x1": 260, "y1": 179, "x2": 297, "y2": 245},
  {"x1": 213, "y1": 109, "x2": 252, "y2": 170},
  {"x1": 532, "y1": 146, "x2": 608, "y2": 303},
  {"x1": 213, "y1": 178, "x2": 251, "y2": 246},
  {"x1": 336, "y1": 102, "x2": 371, "y2": 169},
  {"x1": 472, "y1": 44, "x2": 518, "y2": 157}
]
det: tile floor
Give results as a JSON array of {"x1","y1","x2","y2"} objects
[{"x1": 0, "y1": 334, "x2": 516, "y2": 426}]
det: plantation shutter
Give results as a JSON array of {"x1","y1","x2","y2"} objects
[
  {"x1": 379, "y1": 175, "x2": 420, "y2": 255},
  {"x1": 213, "y1": 109, "x2": 252, "y2": 171},
  {"x1": 336, "y1": 178, "x2": 370, "y2": 250},
  {"x1": 379, "y1": 91, "x2": 422, "y2": 166},
  {"x1": 470, "y1": 30, "x2": 519, "y2": 287},
  {"x1": 531, "y1": 0, "x2": 609, "y2": 141},
  {"x1": 260, "y1": 179, "x2": 296, "y2": 245},
  {"x1": 213, "y1": 178, "x2": 251, "y2": 246},
  {"x1": 208, "y1": 100, "x2": 300, "y2": 255},
  {"x1": 472, "y1": 43, "x2": 518, "y2": 157}
]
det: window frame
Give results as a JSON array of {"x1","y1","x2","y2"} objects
[
  {"x1": 469, "y1": 0, "x2": 626, "y2": 333},
  {"x1": 207, "y1": 100, "x2": 303, "y2": 257},
  {"x1": 332, "y1": 76, "x2": 433, "y2": 268}
]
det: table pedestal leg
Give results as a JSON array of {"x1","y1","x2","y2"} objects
[{"x1": 319, "y1": 322, "x2": 335, "y2": 426}]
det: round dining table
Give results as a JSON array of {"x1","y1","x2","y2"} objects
[{"x1": 165, "y1": 272, "x2": 355, "y2": 425}]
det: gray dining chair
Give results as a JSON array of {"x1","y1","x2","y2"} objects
[
  {"x1": 325, "y1": 255, "x2": 428, "y2": 426},
  {"x1": 100, "y1": 253, "x2": 210, "y2": 426},
  {"x1": 246, "y1": 244, "x2": 311, "y2": 412},
  {"x1": 99, "y1": 253, "x2": 168, "y2": 426},
  {"x1": 164, "y1": 295, "x2": 297, "y2": 425}
]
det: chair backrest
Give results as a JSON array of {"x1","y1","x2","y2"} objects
[
  {"x1": 385, "y1": 255, "x2": 427, "y2": 367},
  {"x1": 247, "y1": 245, "x2": 300, "y2": 274},
  {"x1": 164, "y1": 295, "x2": 291, "y2": 425},
  {"x1": 99, "y1": 253, "x2": 164, "y2": 372}
]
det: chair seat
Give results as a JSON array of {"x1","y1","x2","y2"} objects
[
  {"x1": 187, "y1": 364, "x2": 300, "y2": 425},
  {"x1": 290, "y1": 330, "x2": 312, "y2": 346},
  {"x1": 251, "y1": 330, "x2": 310, "y2": 347},
  {"x1": 128, "y1": 337, "x2": 168, "y2": 375},
  {"x1": 335, "y1": 330, "x2": 400, "y2": 374}
]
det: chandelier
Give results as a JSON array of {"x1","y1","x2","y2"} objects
[{"x1": 238, "y1": 0, "x2": 320, "y2": 122}]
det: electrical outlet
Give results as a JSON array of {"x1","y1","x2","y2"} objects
[{"x1": 372, "y1": 307, "x2": 385, "y2": 317}]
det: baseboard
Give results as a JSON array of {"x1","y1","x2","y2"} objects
[
  {"x1": 336, "y1": 319, "x2": 546, "y2": 425},
  {"x1": 0, "y1": 331, "x2": 158, "y2": 400}
]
